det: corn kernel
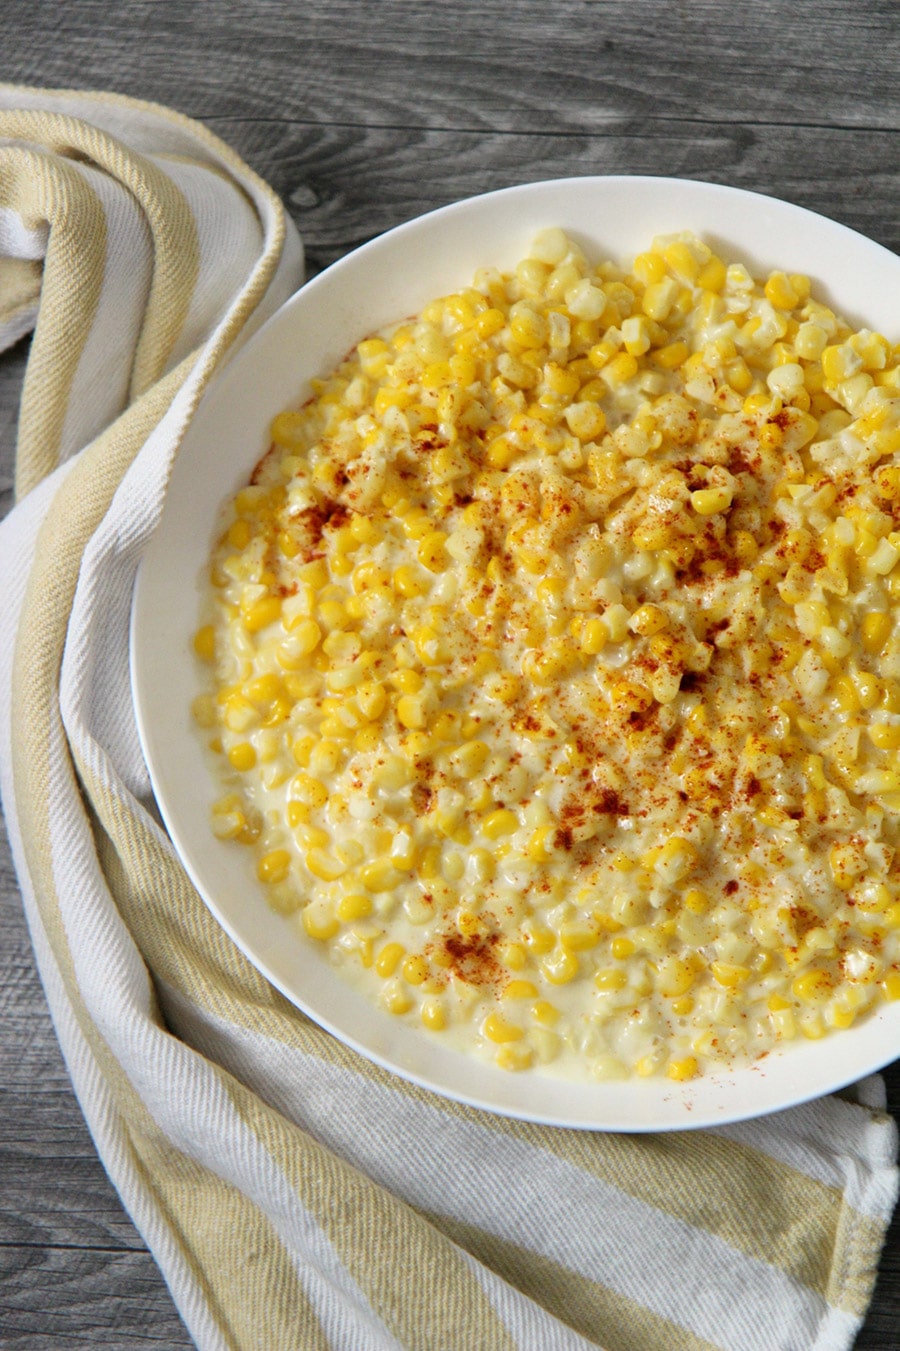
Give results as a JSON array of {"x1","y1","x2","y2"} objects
[
  {"x1": 302, "y1": 903, "x2": 339, "y2": 941},
  {"x1": 611, "y1": 936, "x2": 635, "y2": 960},
  {"x1": 421, "y1": 999, "x2": 447, "y2": 1030},
  {"x1": 227, "y1": 742, "x2": 257, "y2": 772},
  {"x1": 666, "y1": 1056, "x2": 699, "y2": 1083},
  {"x1": 338, "y1": 893, "x2": 373, "y2": 922},
  {"x1": 376, "y1": 942, "x2": 405, "y2": 978},
  {"x1": 305, "y1": 848, "x2": 346, "y2": 882},
  {"x1": 495, "y1": 1044, "x2": 535, "y2": 1072},
  {"x1": 482, "y1": 808, "x2": 519, "y2": 839},
  {"x1": 193, "y1": 625, "x2": 216, "y2": 662},
  {"x1": 483, "y1": 1012, "x2": 523, "y2": 1044},
  {"x1": 244, "y1": 596, "x2": 282, "y2": 633},
  {"x1": 503, "y1": 979, "x2": 539, "y2": 1000},
  {"x1": 258, "y1": 849, "x2": 291, "y2": 884},
  {"x1": 361, "y1": 859, "x2": 397, "y2": 892},
  {"x1": 691, "y1": 486, "x2": 734, "y2": 516},
  {"x1": 792, "y1": 969, "x2": 834, "y2": 1004}
]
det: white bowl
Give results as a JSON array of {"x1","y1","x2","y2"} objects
[{"x1": 131, "y1": 176, "x2": 900, "y2": 1130}]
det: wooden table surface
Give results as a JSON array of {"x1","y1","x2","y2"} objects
[{"x1": 1, "y1": 2, "x2": 898, "y2": 1346}]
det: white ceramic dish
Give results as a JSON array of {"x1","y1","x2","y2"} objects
[{"x1": 131, "y1": 176, "x2": 900, "y2": 1130}]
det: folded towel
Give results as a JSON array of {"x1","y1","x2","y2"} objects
[{"x1": 0, "y1": 85, "x2": 896, "y2": 1351}]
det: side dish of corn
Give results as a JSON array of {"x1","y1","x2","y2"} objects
[{"x1": 192, "y1": 227, "x2": 900, "y2": 1082}]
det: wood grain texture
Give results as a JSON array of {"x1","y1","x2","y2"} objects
[{"x1": 0, "y1": 1, "x2": 898, "y2": 1345}]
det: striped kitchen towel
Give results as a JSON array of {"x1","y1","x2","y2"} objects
[{"x1": 0, "y1": 85, "x2": 897, "y2": 1351}]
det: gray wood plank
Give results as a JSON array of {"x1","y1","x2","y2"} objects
[
  {"x1": 2, "y1": 1, "x2": 899, "y2": 133},
  {"x1": 205, "y1": 119, "x2": 900, "y2": 272}
]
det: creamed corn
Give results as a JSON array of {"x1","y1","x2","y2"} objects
[{"x1": 194, "y1": 227, "x2": 900, "y2": 1082}]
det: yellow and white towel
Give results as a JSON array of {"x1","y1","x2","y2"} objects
[{"x1": 0, "y1": 85, "x2": 897, "y2": 1351}]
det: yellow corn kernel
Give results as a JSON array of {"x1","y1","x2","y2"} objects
[
  {"x1": 244, "y1": 596, "x2": 282, "y2": 633},
  {"x1": 526, "y1": 825, "x2": 556, "y2": 863},
  {"x1": 635, "y1": 1053, "x2": 662, "y2": 1078},
  {"x1": 503, "y1": 979, "x2": 539, "y2": 1000},
  {"x1": 691, "y1": 485, "x2": 734, "y2": 516},
  {"x1": 603, "y1": 352, "x2": 639, "y2": 386},
  {"x1": 495, "y1": 1044, "x2": 535, "y2": 1072},
  {"x1": 564, "y1": 401, "x2": 607, "y2": 441},
  {"x1": 521, "y1": 921, "x2": 555, "y2": 955},
  {"x1": 559, "y1": 921, "x2": 600, "y2": 951},
  {"x1": 594, "y1": 968, "x2": 628, "y2": 992},
  {"x1": 640, "y1": 277, "x2": 679, "y2": 323},
  {"x1": 854, "y1": 671, "x2": 882, "y2": 709},
  {"x1": 711, "y1": 962, "x2": 750, "y2": 988},
  {"x1": 257, "y1": 849, "x2": 291, "y2": 884},
  {"x1": 655, "y1": 836, "x2": 698, "y2": 878},
  {"x1": 286, "y1": 799, "x2": 309, "y2": 828},
  {"x1": 243, "y1": 673, "x2": 282, "y2": 706},
  {"x1": 579, "y1": 617, "x2": 609, "y2": 655},
  {"x1": 829, "y1": 1004, "x2": 858, "y2": 1031},
  {"x1": 302, "y1": 903, "x2": 339, "y2": 941},
  {"x1": 418, "y1": 531, "x2": 448, "y2": 572},
  {"x1": 474, "y1": 307, "x2": 506, "y2": 339},
  {"x1": 396, "y1": 694, "x2": 426, "y2": 730},
  {"x1": 373, "y1": 386, "x2": 414, "y2": 417},
  {"x1": 633, "y1": 250, "x2": 667, "y2": 285},
  {"x1": 629, "y1": 603, "x2": 668, "y2": 636},
  {"x1": 832, "y1": 676, "x2": 861, "y2": 714},
  {"x1": 448, "y1": 740, "x2": 490, "y2": 779},
  {"x1": 501, "y1": 941, "x2": 527, "y2": 971},
  {"x1": 227, "y1": 742, "x2": 257, "y2": 772},
  {"x1": 210, "y1": 800, "x2": 249, "y2": 842},
  {"x1": 861, "y1": 612, "x2": 892, "y2": 655},
  {"x1": 666, "y1": 1056, "x2": 699, "y2": 1083},
  {"x1": 401, "y1": 509, "x2": 433, "y2": 541},
  {"x1": 193, "y1": 625, "x2": 216, "y2": 662},
  {"x1": 869, "y1": 723, "x2": 900, "y2": 751},
  {"x1": 620, "y1": 315, "x2": 651, "y2": 357},
  {"x1": 651, "y1": 339, "x2": 689, "y2": 371},
  {"x1": 541, "y1": 948, "x2": 579, "y2": 985},
  {"x1": 392, "y1": 563, "x2": 430, "y2": 598},
  {"x1": 656, "y1": 955, "x2": 698, "y2": 997},
  {"x1": 531, "y1": 1000, "x2": 560, "y2": 1025},
  {"x1": 483, "y1": 1012, "x2": 523, "y2": 1044},
  {"x1": 421, "y1": 999, "x2": 447, "y2": 1031},
  {"x1": 697, "y1": 255, "x2": 727, "y2": 291},
  {"x1": 485, "y1": 434, "x2": 519, "y2": 469},
  {"x1": 305, "y1": 848, "x2": 346, "y2": 882},
  {"x1": 401, "y1": 954, "x2": 430, "y2": 986},
  {"x1": 829, "y1": 841, "x2": 866, "y2": 889},
  {"x1": 881, "y1": 972, "x2": 900, "y2": 1002},
  {"x1": 290, "y1": 618, "x2": 323, "y2": 656},
  {"x1": 663, "y1": 240, "x2": 702, "y2": 283},
  {"x1": 269, "y1": 410, "x2": 308, "y2": 448},
  {"x1": 356, "y1": 681, "x2": 387, "y2": 722},
  {"x1": 382, "y1": 983, "x2": 414, "y2": 1016},
  {"x1": 588, "y1": 339, "x2": 618, "y2": 369},
  {"x1": 375, "y1": 942, "x2": 405, "y2": 978},
  {"x1": 361, "y1": 859, "x2": 397, "y2": 892},
  {"x1": 792, "y1": 969, "x2": 833, "y2": 1004},
  {"x1": 337, "y1": 893, "x2": 373, "y2": 922},
  {"x1": 482, "y1": 808, "x2": 519, "y2": 839},
  {"x1": 764, "y1": 272, "x2": 800, "y2": 310},
  {"x1": 229, "y1": 516, "x2": 257, "y2": 550},
  {"x1": 611, "y1": 936, "x2": 635, "y2": 960},
  {"x1": 683, "y1": 888, "x2": 709, "y2": 914},
  {"x1": 822, "y1": 344, "x2": 862, "y2": 384}
]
